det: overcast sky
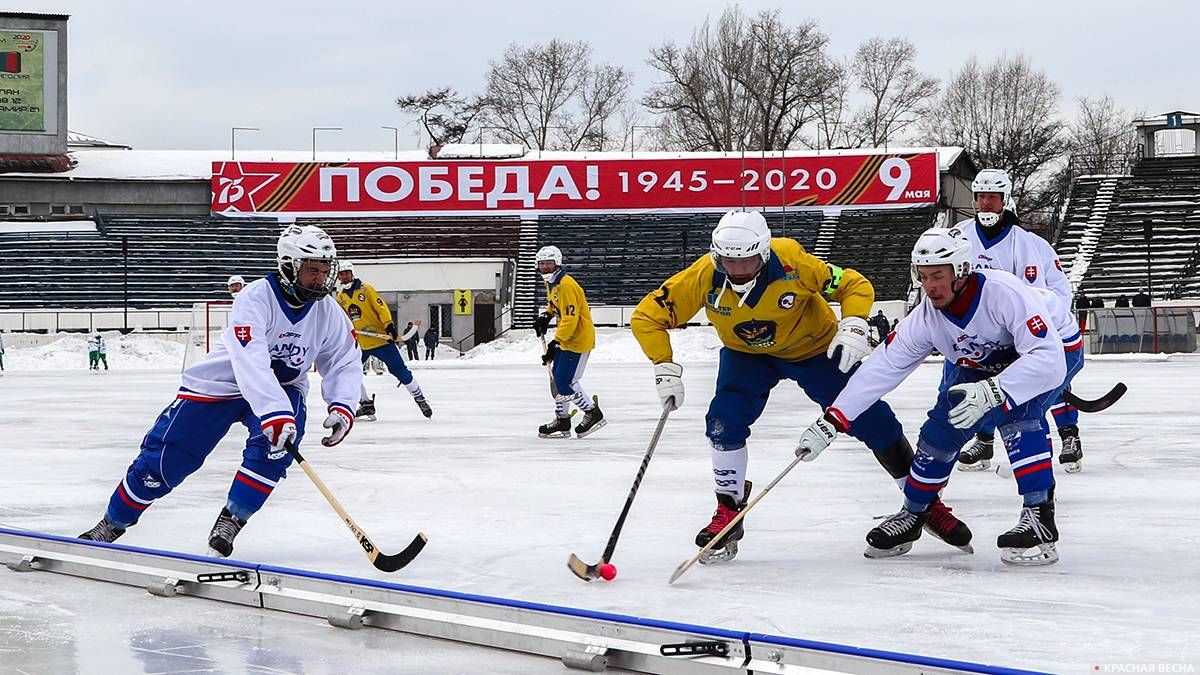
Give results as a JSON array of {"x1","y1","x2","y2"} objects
[{"x1": 21, "y1": 0, "x2": 1199, "y2": 152}]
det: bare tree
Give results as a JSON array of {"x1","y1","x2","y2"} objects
[
  {"x1": 809, "y1": 57, "x2": 851, "y2": 149},
  {"x1": 643, "y1": 7, "x2": 841, "y2": 151},
  {"x1": 395, "y1": 87, "x2": 488, "y2": 146},
  {"x1": 848, "y1": 37, "x2": 938, "y2": 147},
  {"x1": 921, "y1": 54, "x2": 1068, "y2": 212},
  {"x1": 1069, "y1": 95, "x2": 1137, "y2": 175},
  {"x1": 482, "y1": 39, "x2": 631, "y2": 151}
]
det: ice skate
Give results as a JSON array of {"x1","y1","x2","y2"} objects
[
  {"x1": 998, "y1": 499, "x2": 1059, "y2": 566},
  {"x1": 573, "y1": 399, "x2": 605, "y2": 438},
  {"x1": 865, "y1": 508, "x2": 929, "y2": 558},
  {"x1": 207, "y1": 507, "x2": 247, "y2": 558},
  {"x1": 414, "y1": 394, "x2": 433, "y2": 418},
  {"x1": 355, "y1": 395, "x2": 377, "y2": 422},
  {"x1": 538, "y1": 414, "x2": 572, "y2": 439},
  {"x1": 1058, "y1": 425, "x2": 1083, "y2": 473},
  {"x1": 924, "y1": 498, "x2": 974, "y2": 553},
  {"x1": 78, "y1": 516, "x2": 125, "y2": 544},
  {"x1": 956, "y1": 433, "x2": 994, "y2": 471},
  {"x1": 697, "y1": 481, "x2": 752, "y2": 564}
]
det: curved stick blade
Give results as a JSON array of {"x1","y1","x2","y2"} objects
[
  {"x1": 371, "y1": 532, "x2": 428, "y2": 573},
  {"x1": 567, "y1": 553, "x2": 599, "y2": 581}
]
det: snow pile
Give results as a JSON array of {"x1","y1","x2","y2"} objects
[
  {"x1": 459, "y1": 326, "x2": 724, "y2": 365},
  {"x1": 3, "y1": 333, "x2": 184, "y2": 371}
]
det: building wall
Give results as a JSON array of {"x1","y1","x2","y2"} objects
[{"x1": 0, "y1": 178, "x2": 208, "y2": 217}]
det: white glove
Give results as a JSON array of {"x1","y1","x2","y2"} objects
[
  {"x1": 827, "y1": 316, "x2": 871, "y2": 373},
  {"x1": 654, "y1": 362, "x2": 684, "y2": 411},
  {"x1": 795, "y1": 409, "x2": 848, "y2": 461},
  {"x1": 261, "y1": 416, "x2": 298, "y2": 455},
  {"x1": 947, "y1": 378, "x2": 1005, "y2": 429},
  {"x1": 320, "y1": 406, "x2": 354, "y2": 447}
]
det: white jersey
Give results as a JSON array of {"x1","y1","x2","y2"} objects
[
  {"x1": 180, "y1": 275, "x2": 362, "y2": 424},
  {"x1": 954, "y1": 216, "x2": 1073, "y2": 327},
  {"x1": 832, "y1": 270, "x2": 1067, "y2": 422}
]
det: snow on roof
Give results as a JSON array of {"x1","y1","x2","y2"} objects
[
  {"x1": 3, "y1": 146, "x2": 967, "y2": 181},
  {"x1": 0, "y1": 220, "x2": 97, "y2": 233},
  {"x1": 67, "y1": 130, "x2": 132, "y2": 150}
]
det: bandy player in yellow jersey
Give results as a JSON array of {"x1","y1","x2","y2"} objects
[
  {"x1": 532, "y1": 245, "x2": 605, "y2": 439},
  {"x1": 631, "y1": 210, "x2": 972, "y2": 562}
]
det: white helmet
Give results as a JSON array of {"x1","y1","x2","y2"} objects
[
  {"x1": 227, "y1": 275, "x2": 245, "y2": 286},
  {"x1": 911, "y1": 227, "x2": 972, "y2": 282},
  {"x1": 972, "y1": 168, "x2": 1014, "y2": 226},
  {"x1": 535, "y1": 245, "x2": 563, "y2": 283},
  {"x1": 277, "y1": 224, "x2": 338, "y2": 302},
  {"x1": 711, "y1": 210, "x2": 771, "y2": 295}
]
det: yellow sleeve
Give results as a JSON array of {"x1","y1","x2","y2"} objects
[
  {"x1": 791, "y1": 248, "x2": 875, "y2": 319},
  {"x1": 553, "y1": 276, "x2": 588, "y2": 343},
  {"x1": 364, "y1": 284, "x2": 394, "y2": 327},
  {"x1": 630, "y1": 256, "x2": 710, "y2": 364}
]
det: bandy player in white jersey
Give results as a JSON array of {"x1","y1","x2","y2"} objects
[
  {"x1": 954, "y1": 169, "x2": 1085, "y2": 472},
  {"x1": 794, "y1": 228, "x2": 1083, "y2": 566},
  {"x1": 79, "y1": 225, "x2": 363, "y2": 558}
]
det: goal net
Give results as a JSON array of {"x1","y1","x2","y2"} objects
[{"x1": 182, "y1": 301, "x2": 233, "y2": 372}]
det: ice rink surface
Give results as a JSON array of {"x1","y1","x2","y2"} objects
[{"x1": 1, "y1": 330, "x2": 1198, "y2": 673}]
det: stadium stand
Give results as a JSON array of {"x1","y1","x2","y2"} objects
[{"x1": 1059, "y1": 156, "x2": 1200, "y2": 302}]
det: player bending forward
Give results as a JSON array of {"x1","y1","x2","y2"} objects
[
  {"x1": 796, "y1": 227, "x2": 1083, "y2": 566},
  {"x1": 631, "y1": 210, "x2": 970, "y2": 563},
  {"x1": 336, "y1": 262, "x2": 431, "y2": 420},
  {"x1": 79, "y1": 225, "x2": 362, "y2": 558},
  {"x1": 532, "y1": 245, "x2": 605, "y2": 439}
]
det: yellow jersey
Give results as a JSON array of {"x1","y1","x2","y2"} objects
[
  {"x1": 544, "y1": 271, "x2": 596, "y2": 353},
  {"x1": 631, "y1": 238, "x2": 874, "y2": 363},
  {"x1": 336, "y1": 279, "x2": 393, "y2": 351}
]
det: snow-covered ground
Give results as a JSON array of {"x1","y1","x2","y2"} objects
[{"x1": 1, "y1": 329, "x2": 1198, "y2": 673}]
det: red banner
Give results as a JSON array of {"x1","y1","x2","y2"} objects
[{"x1": 211, "y1": 153, "x2": 938, "y2": 216}]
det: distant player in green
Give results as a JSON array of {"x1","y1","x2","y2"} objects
[{"x1": 87, "y1": 332, "x2": 108, "y2": 371}]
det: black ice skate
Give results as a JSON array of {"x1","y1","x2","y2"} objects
[
  {"x1": 697, "y1": 481, "x2": 752, "y2": 564},
  {"x1": 998, "y1": 499, "x2": 1059, "y2": 566},
  {"x1": 1058, "y1": 425, "x2": 1082, "y2": 473},
  {"x1": 356, "y1": 395, "x2": 377, "y2": 422},
  {"x1": 207, "y1": 507, "x2": 247, "y2": 558},
  {"x1": 865, "y1": 508, "x2": 929, "y2": 558},
  {"x1": 538, "y1": 414, "x2": 572, "y2": 439},
  {"x1": 414, "y1": 394, "x2": 433, "y2": 419},
  {"x1": 79, "y1": 516, "x2": 125, "y2": 544},
  {"x1": 923, "y1": 498, "x2": 974, "y2": 553},
  {"x1": 957, "y1": 433, "x2": 994, "y2": 471},
  {"x1": 573, "y1": 400, "x2": 606, "y2": 438}
]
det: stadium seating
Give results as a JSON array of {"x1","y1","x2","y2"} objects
[{"x1": 1058, "y1": 157, "x2": 1200, "y2": 302}]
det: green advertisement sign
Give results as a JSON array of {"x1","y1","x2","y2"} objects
[{"x1": 0, "y1": 30, "x2": 45, "y2": 131}]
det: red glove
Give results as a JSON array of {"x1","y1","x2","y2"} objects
[{"x1": 261, "y1": 415, "x2": 298, "y2": 454}]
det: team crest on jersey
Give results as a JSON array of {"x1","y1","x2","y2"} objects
[
  {"x1": 346, "y1": 304, "x2": 362, "y2": 321},
  {"x1": 778, "y1": 292, "x2": 796, "y2": 309},
  {"x1": 357, "y1": 293, "x2": 367, "y2": 302},
  {"x1": 1024, "y1": 265, "x2": 1038, "y2": 283},
  {"x1": 233, "y1": 325, "x2": 252, "y2": 346},
  {"x1": 733, "y1": 320, "x2": 777, "y2": 348},
  {"x1": 705, "y1": 291, "x2": 731, "y2": 316},
  {"x1": 1026, "y1": 315, "x2": 1048, "y2": 338}
]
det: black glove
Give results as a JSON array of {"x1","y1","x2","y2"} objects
[
  {"x1": 385, "y1": 323, "x2": 398, "y2": 341},
  {"x1": 532, "y1": 312, "x2": 553, "y2": 337},
  {"x1": 541, "y1": 340, "x2": 560, "y2": 366}
]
